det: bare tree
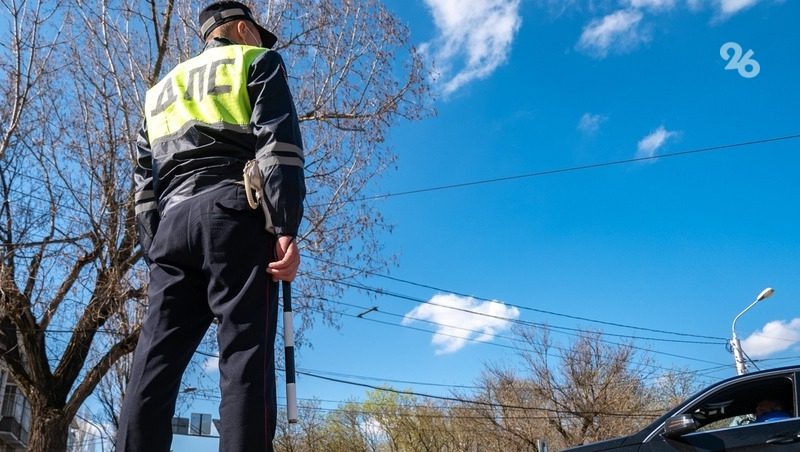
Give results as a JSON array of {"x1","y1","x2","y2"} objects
[
  {"x1": 522, "y1": 329, "x2": 660, "y2": 447},
  {"x1": 274, "y1": 400, "x2": 327, "y2": 452},
  {"x1": 0, "y1": 0, "x2": 429, "y2": 450},
  {"x1": 276, "y1": 398, "x2": 381, "y2": 452},
  {"x1": 0, "y1": 0, "x2": 167, "y2": 448},
  {"x1": 466, "y1": 328, "x2": 670, "y2": 450},
  {"x1": 649, "y1": 367, "x2": 699, "y2": 411},
  {"x1": 265, "y1": 332, "x2": 697, "y2": 452},
  {"x1": 91, "y1": 290, "x2": 147, "y2": 448},
  {"x1": 461, "y1": 369, "x2": 548, "y2": 451}
]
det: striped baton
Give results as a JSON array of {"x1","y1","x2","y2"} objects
[{"x1": 282, "y1": 280, "x2": 298, "y2": 423}]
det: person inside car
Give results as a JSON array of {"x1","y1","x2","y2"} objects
[{"x1": 754, "y1": 399, "x2": 792, "y2": 423}]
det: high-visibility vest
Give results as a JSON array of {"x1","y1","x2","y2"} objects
[{"x1": 144, "y1": 45, "x2": 267, "y2": 144}]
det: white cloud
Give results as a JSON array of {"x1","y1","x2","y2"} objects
[
  {"x1": 571, "y1": 0, "x2": 767, "y2": 58},
  {"x1": 636, "y1": 125, "x2": 678, "y2": 158},
  {"x1": 402, "y1": 294, "x2": 520, "y2": 355},
  {"x1": 577, "y1": 9, "x2": 648, "y2": 58},
  {"x1": 719, "y1": 0, "x2": 760, "y2": 16},
  {"x1": 625, "y1": 0, "x2": 677, "y2": 11},
  {"x1": 421, "y1": 0, "x2": 522, "y2": 95},
  {"x1": 686, "y1": 0, "x2": 704, "y2": 11},
  {"x1": 741, "y1": 318, "x2": 800, "y2": 359},
  {"x1": 578, "y1": 112, "x2": 608, "y2": 134},
  {"x1": 203, "y1": 356, "x2": 219, "y2": 374},
  {"x1": 360, "y1": 417, "x2": 387, "y2": 440}
]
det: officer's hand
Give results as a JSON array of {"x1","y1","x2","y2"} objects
[{"x1": 268, "y1": 236, "x2": 299, "y2": 282}]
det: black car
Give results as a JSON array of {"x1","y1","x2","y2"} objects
[{"x1": 564, "y1": 365, "x2": 800, "y2": 451}]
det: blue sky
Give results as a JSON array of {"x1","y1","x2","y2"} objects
[{"x1": 173, "y1": 0, "x2": 799, "y2": 448}]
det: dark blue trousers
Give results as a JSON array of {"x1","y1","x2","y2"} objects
[{"x1": 117, "y1": 184, "x2": 278, "y2": 452}]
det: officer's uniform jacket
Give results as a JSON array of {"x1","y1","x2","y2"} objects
[{"x1": 134, "y1": 38, "x2": 305, "y2": 260}]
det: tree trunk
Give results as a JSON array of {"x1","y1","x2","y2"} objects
[{"x1": 27, "y1": 406, "x2": 71, "y2": 452}]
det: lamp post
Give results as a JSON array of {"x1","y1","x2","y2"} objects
[{"x1": 731, "y1": 287, "x2": 774, "y2": 375}]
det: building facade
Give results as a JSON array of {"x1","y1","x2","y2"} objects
[{"x1": 0, "y1": 365, "x2": 30, "y2": 451}]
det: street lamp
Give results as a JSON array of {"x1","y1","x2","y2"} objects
[{"x1": 731, "y1": 287, "x2": 775, "y2": 375}]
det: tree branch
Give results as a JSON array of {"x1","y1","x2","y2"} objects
[
  {"x1": 40, "y1": 242, "x2": 101, "y2": 331},
  {"x1": 148, "y1": 0, "x2": 174, "y2": 87},
  {"x1": 65, "y1": 328, "x2": 140, "y2": 419}
]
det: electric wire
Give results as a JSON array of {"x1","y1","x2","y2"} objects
[
  {"x1": 4, "y1": 132, "x2": 798, "y2": 258},
  {"x1": 295, "y1": 370, "x2": 667, "y2": 418},
  {"x1": 180, "y1": 369, "x2": 667, "y2": 419},
  {"x1": 6, "y1": 292, "x2": 735, "y2": 386},
  {"x1": 323, "y1": 278, "x2": 728, "y2": 366},
  {"x1": 311, "y1": 299, "x2": 700, "y2": 375},
  {"x1": 304, "y1": 254, "x2": 729, "y2": 342},
  {"x1": 308, "y1": 133, "x2": 800, "y2": 208},
  {"x1": 320, "y1": 287, "x2": 723, "y2": 346},
  {"x1": 292, "y1": 400, "x2": 668, "y2": 421},
  {"x1": 321, "y1": 298, "x2": 529, "y2": 346}
]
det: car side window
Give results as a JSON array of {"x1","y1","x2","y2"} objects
[{"x1": 685, "y1": 374, "x2": 795, "y2": 433}]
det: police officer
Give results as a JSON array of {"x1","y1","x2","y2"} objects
[{"x1": 117, "y1": 2, "x2": 305, "y2": 451}]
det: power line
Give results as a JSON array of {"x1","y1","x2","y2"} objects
[
  {"x1": 296, "y1": 369, "x2": 666, "y2": 418},
  {"x1": 323, "y1": 278, "x2": 727, "y2": 366},
  {"x1": 18, "y1": 287, "x2": 725, "y2": 375},
  {"x1": 323, "y1": 298, "x2": 530, "y2": 347},
  {"x1": 192, "y1": 341, "x2": 729, "y2": 398},
  {"x1": 304, "y1": 254, "x2": 728, "y2": 342},
  {"x1": 1, "y1": 286, "x2": 739, "y2": 377},
  {"x1": 7, "y1": 132, "x2": 797, "y2": 219},
  {"x1": 194, "y1": 347, "x2": 735, "y2": 395},
  {"x1": 309, "y1": 132, "x2": 800, "y2": 208},
  {"x1": 289, "y1": 368, "x2": 482, "y2": 391},
  {"x1": 297, "y1": 361, "x2": 727, "y2": 394},
  {"x1": 313, "y1": 299, "x2": 699, "y2": 375},
  {"x1": 306, "y1": 302, "x2": 681, "y2": 377},
  {"x1": 328, "y1": 281, "x2": 724, "y2": 345},
  {"x1": 6, "y1": 132, "x2": 796, "y2": 218},
  {"x1": 277, "y1": 402, "x2": 667, "y2": 421},
  {"x1": 7, "y1": 290, "x2": 794, "y2": 408},
  {"x1": 195, "y1": 306, "x2": 739, "y2": 398}
]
